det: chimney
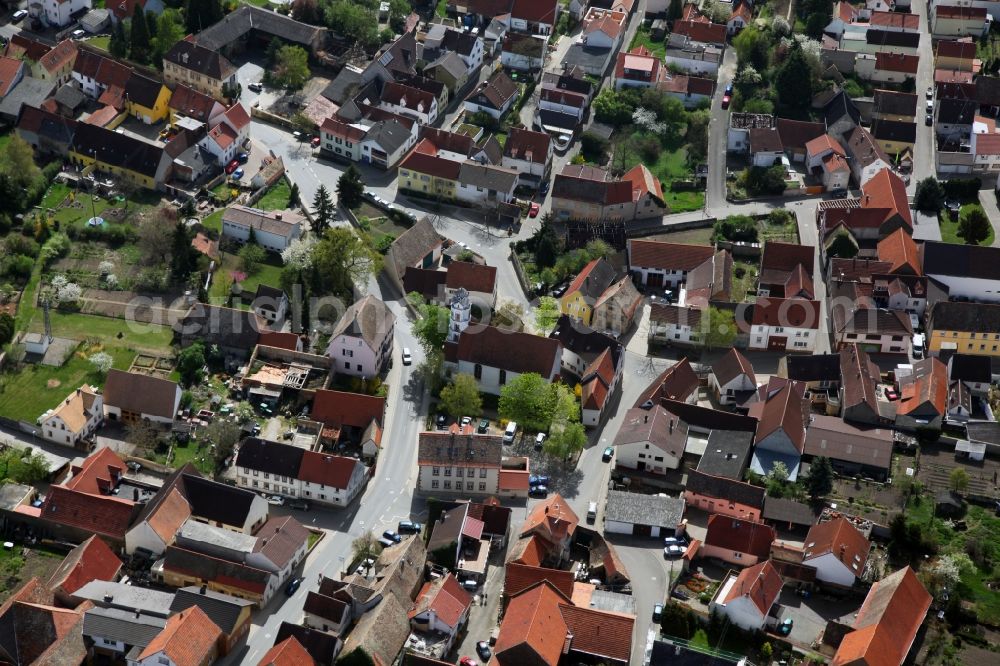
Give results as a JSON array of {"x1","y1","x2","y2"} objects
[
  {"x1": 135, "y1": 608, "x2": 140, "y2": 618},
  {"x1": 644, "y1": 414, "x2": 648, "y2": 424},
  {"x1": 103, "y1": 594, "x2": 113, "y2": 603},
  {"x1": 669, "y1": 419, "x2": 674, "y2": 433},
  {"x1": 200, "y1": 584, "x2": 207, "y2": 594},
  {"x1": 275, "y1": 213, "x2": 282, "y2": 220}
]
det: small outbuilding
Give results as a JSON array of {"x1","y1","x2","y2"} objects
[{"x1": 604, "y1": 490, "x2": 685, "y2": 538}]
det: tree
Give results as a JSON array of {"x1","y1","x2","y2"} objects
[
  {"x1": 177, "y1": 342, "x2": 206, "y2": 386},
  {"x1": 733, "y1": 25, "x2": 769, "y2": 70},
  {"x1": 351, "y1": 531, "x2": 383, "y2": 570},
  {"x1": 310, "y1": 227, "x2": 378, "y2": 298},
  {"x1": 152, "y1": 9, "x2": 187, "y2": 64},
  {"x1": 593, "y1": 89, "x2": 636, "y2": 125},
  {"x1": 337, "y1": 165, "x2": 365, "y2": 210},
  {"x1": 127, "y1": 419, "x2": 162, "y2": 454},
  {"x1": 528, "y1": 222, "x2": 561, "y2": 269},
  {"x1": 109, "y1": 19, "x2": 128, "y2": 58},
  {"x1": 0, "y1": 312, "x2": 14, "y2": 347},
  {"x1": 273, "y1": 45, "x2": 311, "y2": 89},
  {"x1": 806, "y1": 456, "x2": 834, "y2": 499},
  {"x1": 137, "y1": 208, "x2": 176, "y2": 265},
  {"x1": 958, "y1": 204, "x2": 991, "y2": 245},
  {"x1": 534, "y1": 297, "x2": 561, "y2": 334},
  {"x1": 668, "y1": 0, "x2": 683, "y2": 20},
  {"x1": 703, "y1": 307, "x2": 737, "y2": 349},
  {"x1": 806, "y1": 11, "x2": 829, "y2": 39},
  {"x1": 0, "y1": 448, "x2": 50, "y2": 484},
  {"x1": 325, "y1": 1, "x2": 380, "y2": 49},
  {"x1": 412, "y1": 303, "x2": 450, "y2": 356},
  {"x1": 130, "y1": 6, "x2": 151, "y2": 63},
  {"x1": 388, "y1": 0, "x2": 410, "y2": 32},
  {"x1": 776, "y1": 44, "x2": 813, "y2": 114},
  {"x1": 205, "y1": 418, "x2": 241, "y2": 466},
  {"x1": 89, "y1": 351, "x2": 114, "y2": 375},
  {"x1": 312, "y1": 184, "x2": 334, "y2": 234},
  {"x1": 685, "y1": 109, "x2": 710, "y2": 163},
  {"x1": 185, "y1": 0, "x2": 223, "y2": 33},
  {"x1": 239, "y1": 242, "x2": 266, "y2": 274},
  {"x1": 499, "y1": 372, "x2": 557, "y2": 434},
  {"x1": 292, "y1": 0, "x2": 324, "y2": 24},
  {"x1": 949, "y1": 467, "x2": 970, "y2": 493},
  {"x1": 234, "y1": 402, "x2": 256, "y2": 424},
  {"x1": 768, "y1": 461, "x2": 790, "y2": 483},
  {"x1": 170, "y1": 222, "x2": 198, "y2": 282},
  {"x1": 914, "y1": 177, "x2": 945, "y2": 212},
  {"x1": 439, "y1": 374, "x2": 483, "y2": 418},
  {"x1": 544, "y1": 422, "x2": 587, "y2": 462}
]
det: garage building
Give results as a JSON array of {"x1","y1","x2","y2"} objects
[{"x1": 604, "y1": 490, "x2": 685, "y2": 538}]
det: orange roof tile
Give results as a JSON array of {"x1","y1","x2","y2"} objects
[
  {"x1": 508, "y1": 535, "x2": 548, "y2": 567},
  {"x1": 146, "y1": 486, "x2": 192, "y2": 544},
  {"x1": 409, "y1": 573, "x2": 471, "y2": 628},
  {"x1": 803, "y1": 516, "x2": 871, "y2": 575},
  {"x1": 311, "y1": 389, "x2": 385, "y2": 429},
  {"x1": 559, "y1": 603, "x2": 634, "y2": 663},
  {"x1": 138, "y1": 606, "x2": 222, "y2": 666},
  {"x1": 877, "y1": 228, "x2": 921, "y2": 275},
  {"x1": 500, "y1": 469, "x2": 530, "y2": 491},
  {"x1": 494, "y1": 581, "x2": 570, "y2": 666},
  {"x1": 64, "y1": 447, "x2": 127, "y2": 496},
  {"x1": 0, "y1": 56, "x2": 24, "y2": 97},
  {"x1": 721, "y1": 560, "x2": 783, "y2": 614},
  {"x1": 257, "y1": 636, "x2": 316, "y2": 666},
  {"x1": 521, "y1": 494, "x2": 579, "y2": 544},
  {"x1": 505, "y1": 562, "x2": 575, "y2": 599},
  {"x1": 47, "y1": 536, "x2": 122, "y2": 596}
]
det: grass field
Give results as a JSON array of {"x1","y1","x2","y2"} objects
[
  {"x1": 906, "y1": 500, "x2": 1000, "y2": 625},
  {"x1": 647, "y1": 227, "x2": 714, "y2": 245},
  {"x1": 732, "y1": 261, "x2": 760, "y2": 302},
  {"x1": 202, "y1": 210, "x2": 224, "y2": 234},
  {"x1": 627, "y1": 142, "x2": 705, "y2": 213},
  {"x1": 0, "y1": 343, "x2": 136, "y2": 422},
  {"x1": 940, "y1": 206, "x2": 995, "y2": 246},
  {"x1": 257, "y1": 181, "x2": 293, "y2": 211},
  {"x1": 630, "y1": 24, "x2": 666, "y2": 59},
  {"x1": 210, "y1": 252, "x2": 284, "y2": 301},
  {"x1": 26, "y1": 311, "x2": 174, "y2": 351},
  {"x1": 154, "y1": 441, "x2": 215, "y2": 476},
  {"x1": 87, "y1": 35, "x2": 110, "y2": 51}
]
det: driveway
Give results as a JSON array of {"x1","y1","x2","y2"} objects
[{"x1": 774, "y1": 588, "x2": 860, "y2": 648}]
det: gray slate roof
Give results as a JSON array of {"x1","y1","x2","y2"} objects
[
  {"x1": 332, "y1": 294, "x2": 395, "y2": 350},
  {"x1": 696, "y1": 429, "x2": 754, "y2": 479},
  {"x1": 170, "y1": 586, "x2": 255, "y2": 635},
  {"x1": 195, "y1": 5, "x2": 324, "y2": 52},
  {"x1": 0, "y1": 77, "x2": 56, "y2": 121},
  {"x1": 604, "y1": 490, "x2": 685, "y2": 528},
  {"x1": 73, "y1": 581, "x2": 176, "y2": 617},
  {"x1": 365, "y1": 118, "x2": 413, "y2": 154},
  {"x1": 457, "y1": 161, "x2": 518, "y2": 192},
  {"x1": 82, "y1": 607, "x2": 166, "y2": 647}
]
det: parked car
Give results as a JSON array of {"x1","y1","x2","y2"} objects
[
  {"x1": 602, "y1": 446, "x2": 614, "y2": 462},
  {"x1": 535, "y1": 432, "x2": 547, "y2": 449},
  {"x1": 237, "y1": 152, "x2": 249, "y2": 163},
  {"x1": 926, "y1": 85, "x2": 933, "y2": 99},
  {"x1": 461, "y1": 416, "x2": 473, "y2": 427},
  {"x1": 12, "y1": 9, "x2": 27, "y2": 22},
  {"x1": 554, "y1": 134, "x2": 572, "y2": 151},
  {"x1": 721, "y1": 93, "x2": 731, "y2": 109},
  {"x1": 529, "y1": 474, "x2": 550, "y2": 486},
  {"x1": 231, "y1": 168, "x2": 244, "y2": 180},
  {"x1": 382, "y1": 530, "x2": 402, "y2": 543},
  {"x1": 459, "y1": 658, "x2": 478, "y2": 666},
  {"x1": 529, "y1": 202, "x2": 540, "y2": 217},
  {"x1": 461, "y1": 579, "x2": 478, "y2": 591},
  {"x1": 225, "y1": 159, "x2": 240, "y2": 174},
  {"x1": 539, "y1": 180, "x2": 550, "y2": 195},
  {"x1": 724, "y1": 82, "x2": 733, "y2": 95},
  {"x1": 925, "y1": 113, "x2": 933, "y2": 126},
  {"x1": 402, "y1": 348, "x2": 412, "y2": 365},
  {"x1": 664, "y1": 544, "x2": 685, "y2": 557},
  {"x1": 551, "y1": 283, "x2": 568, "y2": 298},
  {"x1": 926, "y1": 99, "x2": 934, "y2": 111},
  {"x1": 476, "y1": 642, "x2": 492, "y2": 661},
  {"x1": 778, "y1": 618, "x2": 794, "y2": 635},
  {"x1": 289, "y1": 499, "x2": 310, "y2": 511},
  {"x1": 398, "y1": 520, "x2": 422, "y2": 533},
  {"x1": 436, "y1": 413, "x2": 448, "y2": 429},
  {"x1": 529, "y1": 485, "x2": 548, "y2": 497},
  {"x1": 477, "y1": 418, "x2": 489, "y2": 434},
  {"x1": 248, "y1": 82, "x2": 263, "y2": 92},
  {"x1": 652, "y1": 603, "x2": 663, "y2": 622},
  {"x1": 284, "y1": 578, "x2": 301, "y2": 595},
  {"x1": 671, "y1": 588, "x2": 690, "y2": 600},
  {"x1": 72, "y1": 29, "x2": 86, "y2": 39},
  {"x1": 266, "y1": 495, "x2": 284, "y2": 506}
]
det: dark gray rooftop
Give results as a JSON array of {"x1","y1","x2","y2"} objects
[
  {"x1": 695, "y1": 429, "x2": 754, "y2": 480},
  {"x1": 604, "y1": 490, "x2": 685, "y2": 529}
]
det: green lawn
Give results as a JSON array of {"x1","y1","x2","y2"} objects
[
  {"x1": 906, "y1": 500, "x2": 1000, "y2": 625},
  {"x1": 40, "y1": 182, "x2": 71, "y2": 209},
  {"x1": 25, "y1": 311, "x2": 174, "y2": 351},
  {"x1": 154, "y1": 441, "x2": 215, "y2": 476},
  {"x1": 939, "y1": 206, "x2": 995, "y2": 246},
  {"x1": 0, "y1": 131, "x2": 11, "y2": 153},
  {"x1": 202, "y1": 210, "x2": 224, "y2": 234},
  {"x1": 87, "y1": 35, "x2": 110, "y2": 51},
  {"x1": 436, "y1": 0, "x2": 448, "y2": 18},
  {"x1": 630, "y1": 24, "x2": 666, "y2": 59},
  {"x1": 257, "y1": 180, "x2": 293, "y2": 211},
  {"x1": 211, "y1": 182, "x2": 238, "y2": 204},
  {"x1": 0, "y1": 344, "x2": 135, "y2": 422},
  {"x1": 732, "y1": 261, "x2": 760, "y2": 302},
  {"x1": 210, "y1": 251, "x2": 285, "y2": 300},
  {"x1": 627, "y1": 141, "x2": 705, "y2": 213}
]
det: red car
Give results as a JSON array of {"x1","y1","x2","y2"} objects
[
  {"x1": 225, "y1": 159, "x2": 240, "y2": 174},
  {"x1": 721, "y1": 93, "x2": 731, "y2": 109},
  {"x1": 459, "y1": 659, "x2": 478, "y2": 666},
  {"x1": 529, "y1": 202, "x2": 540, "y2": 218}
]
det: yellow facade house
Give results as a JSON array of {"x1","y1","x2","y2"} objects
[
  {"x1": 125, "y1": 72, "x2": 172, "y2": 124},
  {"x1": 559, "y1": 257, "x2": 618, "y2": 326}
]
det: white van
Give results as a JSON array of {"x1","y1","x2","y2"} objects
[
  {"x1": 503, "y1": 421, "x2": 518, "y2": 444},
  {"x1": 586, "y1": 502, "x2": 597, "y2": 523},
  {"x1": 912, "y1": 333, "x2": 925, "y2": 359}
]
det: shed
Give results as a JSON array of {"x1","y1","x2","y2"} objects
[
  {"x1": 955, "y1": 439, "x2": 985, "y2": 461},
  {"x1": 603, "y1": 490, "x2": 685, "y2": 538}
]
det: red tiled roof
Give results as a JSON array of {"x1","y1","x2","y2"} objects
[
  {"x1": 110, "y1": 0, "x2": 150, "y2": 21},
  {"x1": 258, "y1": 331, "x2": 301, "y2": 351},
  {"x1": 447, "y1": 261, "x2": 497, "y2": 294},
  {"x1": 5, "y1": 33, "x2": 51, "y2": 62},
  {"x1": 321, "y1": 116, "x2": 367, "y2": 142},
  {"x1": 257, "y1": 636, "x2": 316, "y2": 666},
  {"x1": 624, "y1": 163, "x2": 664, "y2": 201},
  {"x1": 803, "y1": 516, "x2": 871, "y2": 574},
  {"x1": 311, "y1": 389, "x2": 385, "y2": 429},
  {"x1": 559, "y1": 603, "x2": 634, "y2": 663},
  {"x1": 456, "y1": 325, "x2": 561, "y2": 378},
  {"x1": 169, "y1": 85, "x2": 220, "y2": 121},
  {"x1": 409, "y1": 573, "x2": 471, "y2": 628},
  {"x1": 138, "y1": 606, "x2": 222, "y2": 666},
  {"x1": 934, "y1": 5, "x2": 986, "y2": 19},
  {"x1": 504, "y1": 562, "x2": 575, "y2": 599},
  {"x1": 510, "y1": 0, "x2": 559, "y2": 25},
  {"x1": 805, "y1": 134, "x2": 845, "y2": 158},
  {"x1": 937, "y1": 40, "x2": 977, "y2": 61},
  {"x1": 521, "y1": 493, "x2": 579, "y2": 544},
  {"x1": 628, "y1": 239, "x2": 716, "y2": 272},
  {"x1": 832, "y1": 567, "x2": 931, "y2": 666},
  {"x1": 875, "y1": 52, "x2": 919, "y2": 74},
  {"x1": 712, "y1": 348, "x2": 756, "y2": 386},
  {"x1": 673, "y1": 19, "x2": 727, "y2": 45},
  {"x1": 494, "y1": 581, "x2": 569, "y2": 666},
  {"x1": 722, "y1": 560, "x2": 783, "y2": 615},
  {"x1": 208, "y1": 122, "x2": 238, "y2": 150},
  {"x1": 730, "y1": 3, "x2": 752, "y2": 23},
  {"x1": 504, "y1": 127, "x2": 551, "y2": 165},
  {"x1": 870, "y1": 10, "x2": 920, "y2": 29},
  {"x1": 751, "y1": 297, "x2": 821, "y2": 329},
  {"x1": 41, "y1": 486, "x2": 135, "y2": 540},
  {"x1": 499, "y1": 469, "x2": 530, "y2": 491},
  {"x1": 223, "y1": 102, "x2": 251, "y2": 130},
  {"x1": 762, "y1": 241, "x2": 815, "y2": 274},
  {"x1": 704, "y1": 515, "x2": 776, "y2": 559},
  {"x1": 298, "y1": 452, "x2": 361, "y2": 490},
  {"x1": 581, "y1": 348, "x2": 616, "y2": 410},
  {"x1": 399, "y1": 149, "x2": 462, "y2": 181},
  {"x1": 64, "y1": 447, "x2": 127, "y2": 496},
  {"x1": 382, "y1": 81, "x2": 436, "y2": 112},
  {"x1": 862, "y1": 167, "x2": 913, "y2": 228},
  {"x1": 38, "y1": 39, "x2": 76, "y2": 74},
  {"x1": 509, "y1": 535, "x2": 547, "y2": 567},
  {"x1": 0, "y1": 56, "x2": 24, "y2": 97},
  {"x1": 899, "y1": 357, "x2": 948, "y2": 416},
  {"x1": 748, "y1": 378, "x2": 808, "y2": 453},
  {"x1": 976, "y1": 133, "x2": 1000, "y2": 156},
  {"x1": 877, "y1": 228, "x2": 921, "y2": 275},
  {"x1": 47, "y1": 536, "x2": 122, "y2": 596}
]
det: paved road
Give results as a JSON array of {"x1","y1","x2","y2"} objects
[
  {"x1": 910, "y1": 0, "x2": 936, "y2": 194},
  {"x1": 706, "y1": 47, "x2": 738, "y2": 213},
  {"x1": 227, "y1": 275, "x2": 426, "y2": 666}
]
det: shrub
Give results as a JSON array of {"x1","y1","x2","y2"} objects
[
  {"x1": 714, "y1": 215, "x2": 759, "y2": 243},
  {"x1": 942, "y1": 177, "x2": 982, "y2": 201}
]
